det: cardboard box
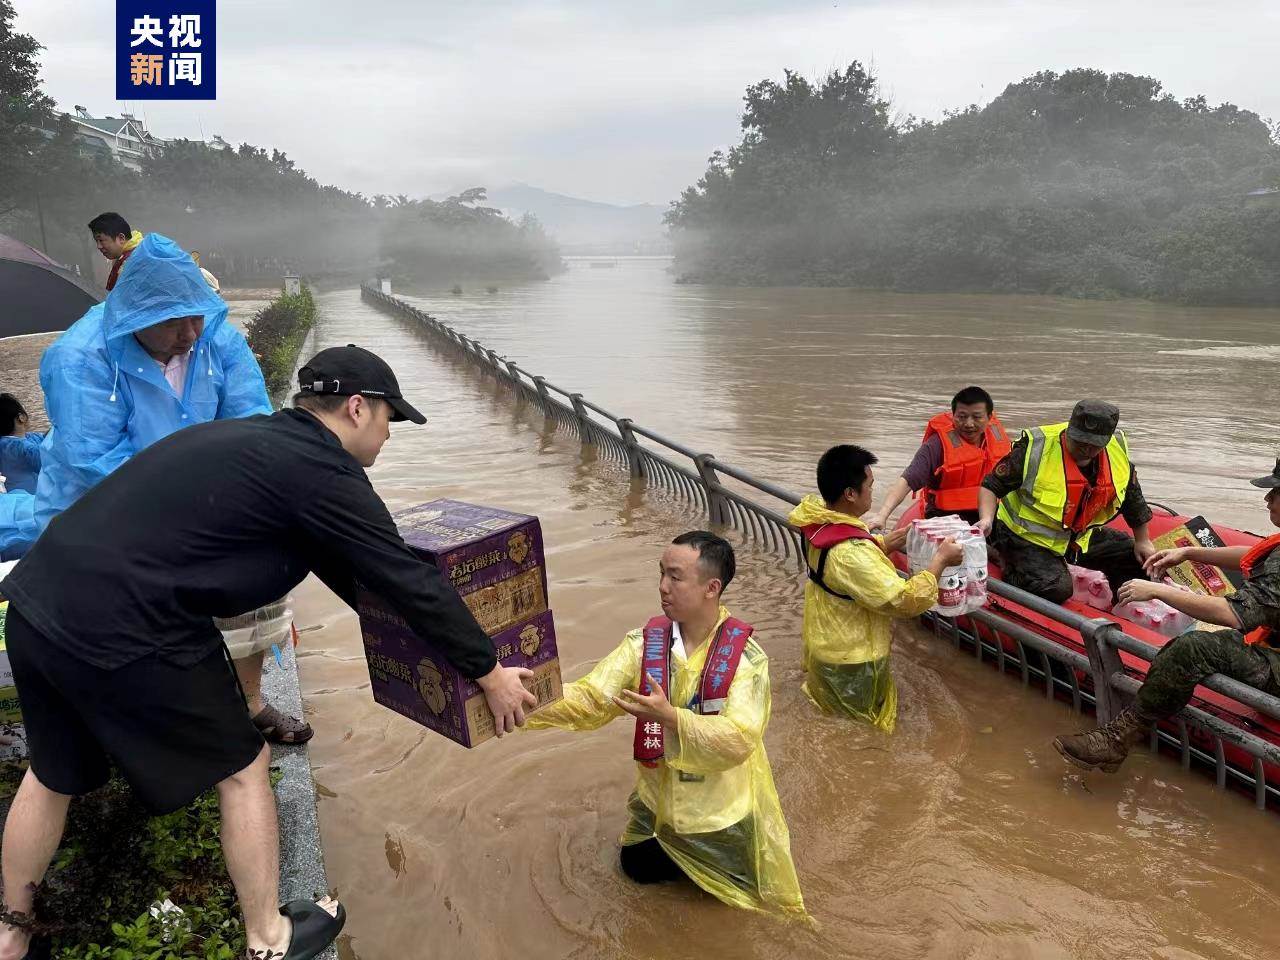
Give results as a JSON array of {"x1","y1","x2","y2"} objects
[
  {"x1": 0, "y1": 602, "x2": 28, "y2": 761},
  {"x1": 394, "y1": 499, "x2": 548, "y2": 634},
  {"x1": 1153, "y1": 516, "x2": 1243, "y2": 596},
  {"x1": 1153, "y1": 517, "x2": 1243, "y2": 633},
  {"x1": 358, "y1": 499, "x2": 562, "y2": 747},
  {"x1": 361, "y1": 602, "x2": 562, "y2": 748}
]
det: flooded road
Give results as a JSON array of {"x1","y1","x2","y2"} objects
[{"x1": 296, "y1": 264, "x2": 1280, "y2": 960}]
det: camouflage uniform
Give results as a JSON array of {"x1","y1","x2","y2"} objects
[
  {"x1": 1054, "y1": 455, "x2": 1280, "y2": 773},
  {"x1": 982, "y1": 433, "x2": 1154, "y2": 603},
  {"x1": 1134, "y1": 548, "x2": 1280, "y2": 719}
]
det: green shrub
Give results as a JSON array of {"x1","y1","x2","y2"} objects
[
  {"x1": 0, "y1": 763, "x2": 287, "y2": 959},
  {"x1": 245, "y1": 286, "x2": 316, "y2": 400}
]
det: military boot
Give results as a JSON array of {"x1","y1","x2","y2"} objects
[{"x1": 1053, "y1": 707, "x2": 1152, "y2": 773}]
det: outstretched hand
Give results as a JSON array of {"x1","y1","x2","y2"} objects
[
  {"x1": 613, "y1": 673, "x2": 677, "y2": 726},
  {"x1": 477, "y1": 664, "x2": 538, "y2": 737},
  {"x1": 1144, "y1": 546, "x2": 1189, "y2": 578},
  {"x1": 1116, "y1": 579, "x2": 1162, "y2": 606},
  {"x1": 882, "y1": 526, "x2": 909, "y2": 554}
]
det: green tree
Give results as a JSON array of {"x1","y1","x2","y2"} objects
[{"x1": 0, "y1": 0, "x2": 54, "y2": 216}]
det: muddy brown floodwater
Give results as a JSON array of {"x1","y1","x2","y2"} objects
[{"x1": 294, "y1": 262, "x2": 1280, "y2": 960}]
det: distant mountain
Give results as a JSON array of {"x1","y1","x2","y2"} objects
[{"x1": 441, "y1": 183, "x2": 670, "y2": 254}]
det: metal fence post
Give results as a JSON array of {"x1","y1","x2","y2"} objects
[
  {"x1": 505, "y1": 362, "x2": 524, "y2": 399},
  {"x1": 569, "y1": 394, "x2": 592, "y2": 446},
  {"x1": 694, "y1": 454, "x2": 731, "y2": 526},
  {"x1": 532, "y1": 376, "x2": 551, "y2": 416},
  {"x1": 616, "y1": 418, "x2": 645, "y2": 479},
  {"x1": 1082, "y1": 619, "x2": 1129, "y2": 725}
]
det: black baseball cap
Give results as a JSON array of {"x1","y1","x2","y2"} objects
[
  {"x1": 1065, "y1": 399, "x2": 1120, "y2": 447},
  {"x1": 1250, "y1": 451, "x2": 1280, "y2": 490},
  {"x1": 297, "y1": 344, "x2": 426, "y2": 424}
]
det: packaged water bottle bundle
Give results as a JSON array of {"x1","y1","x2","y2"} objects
[
  {"x1": 1065, "y1": 564, "x2": 1195, "y2": 636},
  {"x1": 905, "y1": 515, "x2": 988, "y2": 617}
]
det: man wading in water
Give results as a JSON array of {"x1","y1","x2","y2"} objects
[
  {"x1": 526, "y1": 532, "x2": 806, "y2": 917},
  {"x1": 0, "y1": 346, "x2": 535, "y2": 960}
]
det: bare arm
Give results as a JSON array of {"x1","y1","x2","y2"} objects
[
  {"x1": 977, "y1": 487, "x2": 999, "y2": 536},
  {"x1": 1146, "y1": 544, "x2": 1248, "y2": 578},
  {"x1": 869, "y1": 477, "x2": 914, "y2": 530},
  {"x1": 1117, "y1": 581, "x2": 1242, "y2": 628}
]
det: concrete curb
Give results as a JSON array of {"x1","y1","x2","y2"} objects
[{"x1": 264, "y1": 640, "x2": 338, "y2": 960}]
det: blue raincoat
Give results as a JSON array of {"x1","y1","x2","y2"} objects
[
  {"x1": 0, "y1": 434, "x2": 45, "y2": 494},
  {"x1": 0, "y1": 234, "x2": 271, "y2": 558}
]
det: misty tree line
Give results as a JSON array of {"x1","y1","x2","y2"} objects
[
  {"x1": 666, "y1": 63, "x2": 1280, "y2": 305},
  {"x1": 0, "y1": 1, "x2": 559, "y2": 284}
]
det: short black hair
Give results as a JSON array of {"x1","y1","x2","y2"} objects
[
  {"x1": 291, "y1": 392, "x2": 389, "y2": 417},
  {"x1": 87, "y1": 212, "x2": 131, "y2": 239},
  {"x1": 951, "y1": 386, "x2": 994, "y2": 415},
  {"x1": 671, "y1": 530, "x2": 735, "y2": 594},
  {"x1": 817, "y1": 444, "x2": 878, "y2": 504},
  {"x1": 0, "y1": 394, "x2": 27, "y2": 435}
]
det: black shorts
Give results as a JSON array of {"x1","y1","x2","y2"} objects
[{"x1": 6, "y1": 606, "x2": 265, "y2": 814}]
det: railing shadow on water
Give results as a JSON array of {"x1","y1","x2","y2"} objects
[{"x1": 360, "y1": 283, "x2": 1280, "y2": 810}]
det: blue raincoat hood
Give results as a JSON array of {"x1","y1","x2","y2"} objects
[
  {"x1": 0, "y1": 233, "x2": 272, "y2": 560},
  {"x1": 102, "y1": 233, "x2": 228, "y2": 349}
]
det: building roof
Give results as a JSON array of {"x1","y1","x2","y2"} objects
[{"x1": 75, "y1": 116, "x2": 133, "y2": 135}]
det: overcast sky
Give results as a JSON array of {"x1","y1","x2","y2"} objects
[{"x1": 14, "y1": 0, "x2": 1280, "y2": 207}]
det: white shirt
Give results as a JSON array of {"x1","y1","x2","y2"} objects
[
  {"x1": 670, "y1": 620, "x2": 688, "y2": 660},
  {"x1": 159, "y1": 348, "x2": 193, "y2": 396}
]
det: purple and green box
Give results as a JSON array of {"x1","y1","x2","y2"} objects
[{"x1": 357, "y1": 500, "x2": 562, "y2": 748}]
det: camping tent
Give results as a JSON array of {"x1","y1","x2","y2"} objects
[{"x1": 0, "y1": 235, "x2": 103, "y2": 338}]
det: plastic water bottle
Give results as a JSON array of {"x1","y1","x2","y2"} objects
[
  {"x1": 958, "y1": 528, "x2": 988, "y2": 613},
  {"x1": 936, "y1": 561, "x2": 968, "y2": 617},
  {"x1": 932, "y1": 528, "x2": 968, "y2": 616}
]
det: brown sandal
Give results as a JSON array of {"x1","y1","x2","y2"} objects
[{"x1": 252, "y1": 703, "x2": 314, "y2": 745}]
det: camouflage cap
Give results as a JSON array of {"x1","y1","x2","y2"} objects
[
  {"x1": 1249, "y1": 451, "x2": 1280, "y2": 490},
  {"x1": 1065, "y1": 399, "x2": 1120, "y2": 447}
]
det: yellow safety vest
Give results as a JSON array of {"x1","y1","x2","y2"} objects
[{"x1": 996, "y1": 423, "x2": 1131, "y2": 555}]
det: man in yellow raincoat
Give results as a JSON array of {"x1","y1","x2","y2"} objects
[
  {"x1": 527, "y1": 531, "x2": 805, "y2": 917},
  {"x1": 788, "y1": 444, "x2": 964, "y2": 732}
]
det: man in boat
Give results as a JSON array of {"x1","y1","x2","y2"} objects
[
  {"x1": 866, "y1": 386, "x2": 1011, "y2": 530},
  {"x1": 788, "y1": 445, "x2": 964, "y2": 732},
  {"x1": 1053, "y1": 456, "x2": 1280, "y2": 772},
  {"x1": 526, "y1": 531, "x2": 806, "y2": 918},
  {"x1": 976, "y1": 400, "x2": 1157, "y2": 604},
  {"x1": 0, "y1": 345, "x2": 536, "y2": 960}
]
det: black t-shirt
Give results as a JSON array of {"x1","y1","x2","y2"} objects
[{"x1": 3, "y1": 408, "x2": 497, "y2": 676}]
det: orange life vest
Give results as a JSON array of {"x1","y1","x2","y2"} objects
[
  {"x1": 1060, "y1": 439, "x2": 1119, "y2": 535},
  {"x1": 1241, "y1": 533, "x2": 1280, "y2": 647},
  {"x1": 921, "y1": 412, "x2": 1012, "y2": 513}
]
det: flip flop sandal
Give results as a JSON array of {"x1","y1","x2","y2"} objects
[
  {"x1": 279, "y1": 899, "x2": 346, "y2": 960},
  {"x1": 252, "y1": 703, "x2": 315, "y2": 745}
]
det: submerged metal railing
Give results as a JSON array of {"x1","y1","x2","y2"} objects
[
  {"x1": 360, "y1": 284, "x2": 805, "y2": 567},
  {"x1": 361, "y1": 282, "x2": 1280, "y2": 809}
]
